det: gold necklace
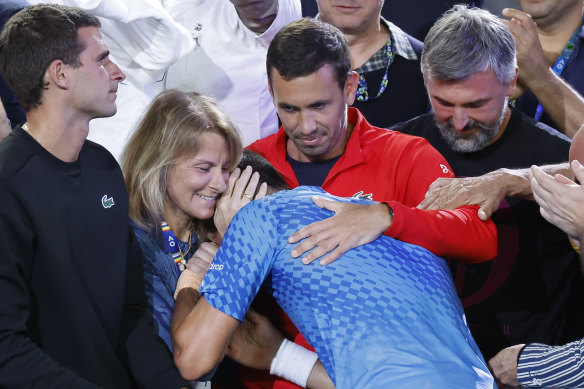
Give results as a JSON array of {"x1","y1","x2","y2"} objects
[{"x1": 176, "y1": 230, "x2": 193, "y2": 272}]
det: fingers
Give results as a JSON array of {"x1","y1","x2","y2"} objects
[
  {"x1": 299, "y1": 237, "x2": 339, "y2": 264},
  {"x1": 501, "y1": 8, "x2": 533, "y2": 25},
  {"x1": 225, "y1": 167, "x2": 242, "y2": 197},
  {"x1": 255, "y1": 182, "x2": 268, "y2": 199},
  {"x1": 417, "y1": 192, "x2": 439, "y2": 210},
  {"x1": 312, "y1": 196, "x2": 341, "y2": 210},
  {"x1": 554, "y1": 173, "x2": 574, "y2": 185},
  {"x1": 417, "y1": 178, "x2": 454, "y2": 210},
  {"x1": 572, "y1": 160, "x2": 584, "y2": 183},
  {"x1": 531, "y1": 165, "x2": 557, "y2": 197},
  {"x1": 232, "y1": 166, "x2": 255, "y2": 200},
  {"x1": 318, "y1": 244, "x2": 348, "y2": 266},
  {"x1": 228, "y1": 165, "x2": 268, "y2": 202},
  {"x1": 185, "y1": 259, "x2": 210, "y2": 278},
  {"x1": 191, "y1": 241, "x2": 218, "y2": 264},
  {"x1": 187, "y1": 242, "x2": 218, "y2": 277},
  {"x1": 289, "y1": 220, "x2": 318, "y2": 246}
]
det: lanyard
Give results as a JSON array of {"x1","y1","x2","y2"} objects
[
  {"x1": 161, "y1": 221, "x2": 190, "y2": 272},
  {"x1": 534, "y1": 17, "x2": 583, "y2": 121},
  {"x1": 356, "y1": 37, "x2": 394, "y2": 102}
]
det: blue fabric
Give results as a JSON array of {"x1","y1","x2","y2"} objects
[
  {"x1": 132, "y1": 221, "x2": 197, "y2": 352},
  {"x1": 201, "y1": 187, "x2": 495, "y2": 389}
]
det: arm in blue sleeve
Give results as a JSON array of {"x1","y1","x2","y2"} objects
[{"x1": 518, "y1": 339, "x2": 584, "y2": 387}]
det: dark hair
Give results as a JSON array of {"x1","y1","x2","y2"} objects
[
  {"x1": 238, "y1": 150, "x2": 289, "y2": 194},
  {"x1": 0, "y1": 4, "x2": 101, "y2": 111},
  {"x1": 266, "y1": 18, "x2": 351, "y2": 90}
]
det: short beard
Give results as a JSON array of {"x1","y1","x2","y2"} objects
[{"x1": 435, "y1": 98, "x2": 508, "y2": 153}]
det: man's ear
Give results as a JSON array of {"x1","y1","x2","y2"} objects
[
  {"x1": 344, "y1": 71, "x2": 359, "y2": 106},
  {"x1": 45, "y1": 59, "x2": 70, "y2": 90},
  {"x1": 505, "y1": 67, "x2": 519, "y2": 97}
]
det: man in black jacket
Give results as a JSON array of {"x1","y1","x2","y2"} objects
[{"x1": 0, "y1": 5, "x2": 188, "y2": 388}]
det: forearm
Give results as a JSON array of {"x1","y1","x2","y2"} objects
[
  {"x1": 171, "y1": 292, "x2": 236, "y2": 381},
  {"x1": 524, "y1": 68, "x2": 584, "y2": 138},
  {"x1": 386, "y1": 201, "x2": 497, "y2": 263},
  {"x1": 518, "y1": 340, "x2": 584, "y2": 387},
  {"x1": 306, "y1": 360, "x2": 335, "y2": 389},
  {"x1": 492, "y1": 164, "x2": 570, "y2": 199},
  {"x1": 170, "y1": 288, "x2": 202, "y2": 377}
]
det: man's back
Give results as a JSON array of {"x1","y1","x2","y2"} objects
[{"x1": 201, "y1": 187, "x2": 494, "y2": 388}]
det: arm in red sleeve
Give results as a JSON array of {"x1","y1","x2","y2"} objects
[
  {"x1": 385, "y1": 201, "x2": 497, "y2": 263},
  {"x1": 382, "y1": 137, "x2": 497, "y2": 263}
]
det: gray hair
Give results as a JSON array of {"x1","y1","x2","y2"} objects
[{"x1": 421, "y1": 5, "x2": 516, "y2": 85}]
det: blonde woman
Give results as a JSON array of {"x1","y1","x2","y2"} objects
[{"x1": 121, "y1": 89, "x2": 261, "y2": 352}]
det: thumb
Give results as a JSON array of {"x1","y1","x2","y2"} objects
[
  {"x1": 417, "y1": 195, "x2": 433, "y2": 210},
  {"x1": 478, "y1": 203, "x2": 496, "y2": 221}
]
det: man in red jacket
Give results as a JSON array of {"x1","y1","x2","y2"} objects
[{"x1": 248, "y1": 18, "x2": 497, "y2": 266}]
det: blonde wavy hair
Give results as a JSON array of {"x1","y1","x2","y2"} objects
[{"x1": 121, "y1": 89, "x2": 242, "y2": 240}]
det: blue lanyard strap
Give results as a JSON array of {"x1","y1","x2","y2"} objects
[
  {"x1": 356, "y1": 37, "x2": 393, "y2": 102},
  {"x1": 534, "y1": 17, "x2": 583, "y2": 121},
  {"x1": 161, "y1": 221, "x2": 189, "y2": 272}
]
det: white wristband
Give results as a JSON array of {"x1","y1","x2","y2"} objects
[{"x1": 269, "y1": 338, "x2": 319, "y2": 388}]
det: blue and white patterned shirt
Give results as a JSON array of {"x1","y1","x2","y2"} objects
[
  {"x1": 518, "y1": 340, "x2": 584, "y2": 387},
  {"x1": 201, "y1": 187, "x2": 494, "y2": 388}
]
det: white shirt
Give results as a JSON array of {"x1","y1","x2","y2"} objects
[{"x1": 163, "y1": 0, "x2": 301, "y2": 146}]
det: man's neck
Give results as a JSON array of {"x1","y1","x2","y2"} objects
[
  {"x1": 25, "y1": 109, "x2": 89, "y2": 163},
  {"x1": 537, "y1": 6, "x2": 583, "y2": 65},
  {"x1": 345, "y1": 19, "x2": 390, "y2": 69}
]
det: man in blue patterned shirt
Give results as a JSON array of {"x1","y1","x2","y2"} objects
[{"x1": 170, "y1": 152, "x2": 494, "y2": 388}]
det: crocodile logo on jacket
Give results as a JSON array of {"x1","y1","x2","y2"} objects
[
  {"x1": 101, "y1": 195, "x2": 115, "y2": 209},
  {"x1": 352, "y1": 191, "x2": 373, "y2": 200}
]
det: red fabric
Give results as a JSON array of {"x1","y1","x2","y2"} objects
[
  {"x1": 248, "y1": 107, "x2": 497, "y2": 262},
  {"x1": 244, "y1": 108, "x2": 498, "y2": 389}
]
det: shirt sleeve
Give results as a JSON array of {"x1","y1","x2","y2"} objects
[
  {"x1": 201, "y1": 201, "x2": 279, "y2": 322},
  {"x1": 517, "y1": 340, "x2": 584, "y2": 387},
  {"x1": 385, "y1": 137, "x2": 498, "y2": 263},
  {"x1": 0, "y1": 181, "x2": 97, "y2": 388},
  {"x1": 26, "y1": 0, "x2": 195, "y2": 85}
]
